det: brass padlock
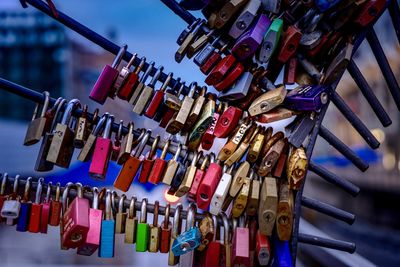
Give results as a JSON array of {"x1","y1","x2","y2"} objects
[{"x1": 24, "y1": 91, "x2": 50, "y2": 146}]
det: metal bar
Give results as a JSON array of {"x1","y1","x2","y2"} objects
[
  {"x1": 0, "y1": 77, "x2": 190, "y2": 159},
  {"x1": 330, "y1": 91, "x2": 380, "y2": 149},
  {"x1": 309, "y1": 161, "x2": 360, "y2": 197},
  {"x1": 23, "y1": 0, "x2": 192, "y2": 95},
  {"x1": 319, "y1": 125, "x2": 369, "y2": 171},
  {"x1": 159, "y1": 0, "x2": 196, "y2": 24},
  {"x1": 347, "y1": 59, "x2": 392, "y2": 127},
  {"x1": 389, "y1": 0, "x2": 400, "y2": 45},
  {"x1": 298, "y1": 233, "x2": 356, "y2": 253},
  {"x1": 301, "y1": 196, "x2": 355, "y2": 225},
  {"x1": 366, "y1": 29, "x2": 400, "y2": 111}
]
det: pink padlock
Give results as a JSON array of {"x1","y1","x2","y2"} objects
[
  {"x1": 77, "y1": 187, "x2": 103, "y2": 256},
  {"x1": 89, "y1": 114, "x2": 114, "y2": 180},
  {"x1": 89, "y1": 45, "x2": 128, "y2": 104},
  {"x1": 232, "y1": 216, "x2": 250, "y2": 266},
  {"x1": 62, "y1": 183, "x2": 90, "y2": 249}
]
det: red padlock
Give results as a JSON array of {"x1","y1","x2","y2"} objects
[
  {"x1": 277, "y1": 25, "x2": 302, "y2": 63},
  {"x1": 28, "y1": 178, "x2": 44, "y2": 233},
  {"x1": 77, "y1": 187, "x2": 103, "y2": 256},
  {"x1": 353, "y1": 0, "x2": 386, "y2": 27},
  {"x1": 138, "y1": 136, "x2": 159, "y2": 183},
  {"x1": 256, "y1": 230, "x2": 271, "y2": 266},
  {"x1": 284, "y1": 57, "x2": 297, "y2": 85},
  {"x1": 214, "y1": 62, "x2": 245, "y2": 91},
  {"x1": 196, "y1": 154, "x2": 222, "y2": 210},
  {"x1": 49, "y1": 182, "x2": 62, "y2": 226},
  {"x1": 40, "y1": 182, "x2": 52, "y2": 234},
  {"x1": 232, "y1": 217, "x2": 250, "y2": 266},
  {"x1": 89, "y1": 45, "x2": 127, "y2": 104},
  {"x1": 205, "y1": 55, "x2": 237, "y2": 86},
  {"x1": 214, "y1": 106, "x2": 243, "y2": 138},
  {"x1": 117, "y1": 56, "x2": 146, "y2": 100},
  {"x1": 114, "y1": 130, "x2": 151, "y2": 192},
  {"x1": 148, "y1": 140, "x2": 170, "y2": 185},
  {"x1": 204, "y1": 215, "x2": 221, "y2": 267},
  {"x1": 62, "y1": 183, "x2": 90, "y2": 249},
  {"x1": 89, "y1": 114, "x2": 114, "y2": 180},
  {"x1": 159, "y1": 108, "x2": 177, "y2": 128},
  {"x1": 160, "y1": 204, "x2": 172, "y2": 253},
  {"x1": 145, "y1": 72, "x2": 173, "y2": 118},
  {"x1": 187, "y1": 154, "x2": 209, "y2": 202},
  {"x1": 200, "y1": 43, "x2": 229, "y2": 75},
  {"x1": 201, "y1": 110, "x2": 220, "y2": 150}
]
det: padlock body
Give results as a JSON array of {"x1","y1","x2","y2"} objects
[
  {"x1": 28, "y1": 203, "x2": 42, "y2": 233},
  {"x1": 187, "y1": 169, "x2": 205, "y2": 202},
  {"x1": 171, "y1": 228, "x2": 201, "y2": 256},
  {"x1": 62, "y1": 197, "x2": 90, "y2": 248},
  {"x1": 136, "y1": 222, "x2": 150, "y2": 252},
  {"x1": 214, "y1": 107, "x2": 242, "y2": 138},
  {"x1": 256, "y1": 231, "x2": 271, "y2": 266},
  {"x1": 1, "y1": 199, "x2": 21, "y2": 220},
  {"x1": 196, "y1": 163, "x2": 222, "y2": 210},
  {"x1": 49, "y1": 200, "x2": 61, "y2": 226},
  {"x1": 145, "y1": 90, "x2": 164, "y2": 118},
  {"x1": 24, "y1": 117, "x2": 47, "y2": 146},
  {"x1": 117, "y1": 72, "x2": 139, "y2": 100},
  {"x1": 46, "y1": 124, "x2": 74, "y2": 168},
  {"x1": 40, "y1": 202, "x2": 51, "y2": 234},
  {"x1": 89, "y1": 137, "x2": 112, "y2": 180},
  {"x1": 205, "y1": 241, "x2": 221, "y2": 267},
  {"x1": 16, "y1": 202, "x2": 30, "y2": 232},
  {"x1": 125, "y1": 218, "x2": 138, "y2": 244},
  {"x1": 160, "y1": 223, "x2": 172, "y2": 253},
  {"x1": 138, "y1": 159, "x2": 154, "y2": 183},
  {"x1": 232, "y1": 227, "x2": 250, "y2": 266},
  {"x1": 77, "y1": 208, "x2": 103, "y2": 256},
  {"x1": 284, "y1": 85, "x2": 328, "y2": 111},
  {"x1": 99, "y1": 220, "x2": 115, "y2": 258},
  {"x1": 148, "y1": 158, "x2": 167, "y2": 184},
  {"x1": 114, "y1": 156, "x2": 142, "y2": 192},
  {"x1": 89, "y1": 65, "x2": 119, "y2": 104}
]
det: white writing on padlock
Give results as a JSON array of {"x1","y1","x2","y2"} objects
[{"x1": 233, "y1": 124, "x2": 248, "y2": 144}]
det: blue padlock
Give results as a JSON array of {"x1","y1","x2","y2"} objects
[
  {"x1": 314, "y1": 0, "x2": 341, "y2": 12},
  {"x1": 271, "y1": 236, "x2": 293, "y2": 267},
  {"x1": 172, "y1": 203, "x2": 201, "y2": 257},
  {"x1": 99, "y1": 190, "x2": 115, "y2": 258},
  {"x1": 16, "y1": 177, "x2": 32, "y2": 232}
]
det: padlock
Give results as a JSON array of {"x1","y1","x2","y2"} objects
[
  {"x1": 232, "y1": 170, "x2": 251, "y2": 218},
  {"x1": 272, "y1": 237, "x2": 293, "y2": 267},
  {"x1": 225, "y1": 125, "x2": 259, "y2": 167},
  {"x1": 232, "y1": 14, "x2": 271, "y2": 60},
  {"x1": 259, "y1": 138, "x2": 286, "y2": 177},
  {"x1": 133, "y1": 66, "x2": 164, "y2": 114},
  {"x1": 277, "y1": 181, "x2": 293, "y2": 241},
  {"x1": 188, "y1": 93, "x2": 216, "y2": 143},
  {"x1": 39, "y1": 181, "x2": 51, "y2": 234},
  {"x1": 194, "y1": 37, "x2": 220, "y2": 67},
  {"x1": 197, "y1": 154, "x2": 223, "y2": 210},
  {"x1": 214, "y1": 106, "x2": 243, "y2": 138},
  {"x1": 205, "y1": 54, "x2": 237, "y2": 86},
  {"x1": 172, "y1": 203, "x2": 201, "y2": 257},
  {"x1": 77, "y1": 187, "x2": 103, "y2": 256},
  {"x1": 248, "y1": 85, "x2": 287, "y2": 116},
  {"x1": 89, "y1": 114, "x2": 114, "y2": 180},
  {"x1": 200, "y1": 43, "x2": 229, "y2": 75},
  {"x1": 259, "y1": 128, "x2": 279, "y2": 159},
  {"x1": 256, "y1": 107, "x2": 295, "y2": 124},
  {"x1": 272, "y1": 140, "x2": 289, "y2": 179},
  {"x1": 168, "y1": 154, "x2": 189, "y2": 195},
  {"x1": 138, "y1": 136, "x2": 160, "y2": 184},
  {"x1": 125, "y1": 196, "x2": 138, "y2": 244},
  {"x1": 114, "y1": 53, "x2": 137, "y2": 92},
  {"x1": 222, "y1": 213, "x2": 232, "y2": 267},
  {"x1": 218, "y1": 118, "x2": 252, "y2": 161},
  {"x1": 24, "y1": 91, "x2": 50, "y2": 146},
  {"x1": 59, "y1": 183, "x2": 72, "y2": 250},
  {"x1": 247, "y1": 127, "x2": 266, "y2": 163},
  {"x1": 353, "y1": 0, "x2": 386, "y2": 27},
  {"x1": 198, "y1": 213, "x2": 214, "y2": 251},
  {"x1": 286, "y1": 146, "x2": 307, "y2": 190},
  {"x1": 210, "y1": 165, "x2": 234, "y2": 216},
  {"x1": 89, "y1": 44, "x2": 127, "y2": 104},
  {"x1": 158, "y1": 82, "x2": 184, "y2": 127},
  {"x1": 166, "y1": 83, "x2": 196, "y2": 134},
  {"x1": 28, "y1": 177, "x2": 44, "y2": 233},
  {"x1": 277, "y1": 25, "x2": 302, "y2": 63},
  {"x1": 136, "y1": 198, "x2": 150, "y2": 252},
  {"x1": 284, "y1": 84, "x2": 329, "y2": 111},
  {"x1": 99, "y1": 190, "x2": 115, "y2": 258},
  {"x1": 62, "y1": 183, "x2": 90, "y2": 249},
  {"x1": 182, "y1": 86, "x2": 207, "y2": 133},
  {"x1": 148, "y1": 140, "x2": 170, "y2": 185},
  {"x1": 145, "y1": 72, "x2": 173, "y2": 118},
  {"x1": 175, "y1": 20, "x2": 205, "y2": 63},
  {"x1": 213, "y1": 0, "x2": 249, "y2": 29},
  {"x1": 73, "y1": 104, "x2": 89, "y2": 149},
  {"x1": 49, "y1": 182, "x2": 62, "y2": 226},
  {"x1": 256, "y1": 230, "x2": 271, "y2": 266},
  {"x1": 129, "y1": 61, "x2": 155, "y2": 107},
  {"x1": 247, "y1": 172, "x2": 261, "y2": 216},
  {"x1": 218, "y1": 71, "x2": 253, "y2": 102},
  {"x1": 204, "y1": 215, "x2": 221, "y2": 267},
  {"x1": 187, "y1": 30, "x2": 214, "y2": 59},
  {"x1": 169, "y1": 204, "x2": 183, "y2": 266},
  {"x1": 214, "y1": 62, "x2": 245, "y2": 92},
  {"x1": 0, "y1": 174, "x2": 8, "y2": 222},
  {"x1": 285, "y1": 112, "x2": 316, "y2": 148},
  {"x1": 1, "y1": 175, "x2": 21, "y2": 225},
  {"x1": 35, "y1": 98, "x2": 66, "y2": 172},
  {"x1": 201, "y1": 104, "x2": 221, "y2": 150},
  {"x1": 46, "y1": 99, "x2": 81, "y2": 168},
  {"x1": 229, "y1": 0, "x2": 261, "y2": 39},
  {"x1": 232, "y1": 216, "x2": 250, "y2": 266},
  {"x1": 149, "y1": 201, "x2": 161, "y2": 252},
  {"x1": 187, "y1": 154, "x2": 209, "y2": 202},
  {"x1": 160, "y1": 204, "x2": 172, "y2": 253},
  {"x1": 117, "y1": 123, "x2": 137, "y2": 165},
  {"x1": 248, "y1": 218, "x2": 257, "y2": 267},
  {"x1": 177, "y1": 18, "x2": 201, "y2": 45},
  {"x1": 114, "y1": 130, "x2": 151, "y2": 192},
  {"x1": 162, "y1": 144, "x2": 183, "y2": 186},
  {"x1": 115, "y1": 194, "x2": 127, "y2": 234},
  {"x1": 258, "y1": 18, "x2": 283, "y2": 63},
  {"x1": 175, "y1": 151, "x2": 199, "y2": 197},
  {"x1": 117, "y1": 56, "x2": 146, "y2": 100},
  {"x1": 258, "y1": 177, "x2": 278, "y2": 236},
  {"x1": 16, "y1": 177, "x2": 32, "y2": 232},
  {"x1": 111, "y1": 120, "x2": 124, "y2": 162},
  {"x1": 222, "y1": 161, "x2": 250, "y2": 211},
  {"x1": 322, "y1": 43, "x2": 352, "y2": 85},
  {"x1": 284, "y1": 57, "x2": 298, "y2": 85}
]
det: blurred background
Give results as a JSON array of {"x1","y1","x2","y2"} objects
[{"x1": 0, "y1": 0, "x2": 399, "y2": 266}]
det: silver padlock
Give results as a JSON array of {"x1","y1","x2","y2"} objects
[
  {"x1": 1, "y1": 175, "x2": 22, "y2": 225},
  {"x1": 229, "y1": 0, "x2": 261, "y2": 39},
  {"x1": 218, "y1": 71, "x2": 253, "y2": 101}
]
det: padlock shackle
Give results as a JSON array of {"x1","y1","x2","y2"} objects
[
  {"x1": 148, "y1": 135, "x2": 160, "y2": 160},
  {"x1": 153, "y1": 201, "x2": 159, "y2": 227},
  {"x1": 188, "y1": 82, "x2": 198, "y2": 97},
  {"x1": 55, "y1": 182, "x2": 61, "y2": 202},
  {"x1": 134, "y1": 56, "x2": 146, "y2": 75},
  {"x1": 160, "y1": 72, "x2": 173, "y2": 92},
  {"x1": 50, "y1": 98, "x2": 66, "y2": 132},
  {"x1": 173, "y1": 144, "x2": 182, "y2": 161},
  {"x1": 34, "y1": 177, "x2": 44, "y2": 204},
  {"x1": 105, "y1": 189, "x2": 113, "y2": 220},
  {"x1": 160, "y1": 140, "x2": 170, "y2": 160},
  {"x1": 0, "y1": 173, "x2": 7, "y2": 195},
  {"x1": 134, "y1": 130, "x2": 151, "y2": 158},
  {"x1": 62, "y1": 182, "x2": 73, "y2": 211},
  {"x1": 140, "y1": 61, "x2": 155, "y2": 84},
  {"x1": 92, "y1": 187, "x2": 99, "y2": 210},
  {"x1": 128, "y1": 196, "x2": 136, "y2": 219},
  {"x1": 140, "y1": 198, "x2": 148, "y2": 223},
  {"x1": 102, "y1": 115, "x2": 115, "y2": 139},
  {"x1": 191, "y1": 151, "x2": 198, "y2": 167},
  {"x1": 126, "y1": 53, "x2": 137, "y2": 69},
  {"x1": 118, "y1": 194, "x2": 126, "y2": 213},
  {"x1": 200, "y1": 155, "x2": 209, "y2": 170},
  {"x1": 23, "y1": 177, "x2": 32, "y2": 202},
  {"x1": 212, "y1": 215, "x2": 218, "y2": 242},
  {"x1": 222, "y1": 213, "x2": 230, "y2": 245},
  {"x1": 186, "y1": 202, "x2": 197, "y2": 229},
  {"x1": 45, "y1": 181, "x2": 52, "y2": 203},
  {"x1": 163, "y1": 204, "x2": 170, "y2": 229},
  {"x1": 172, "y1": 203, "x2": 182, "y2": 238},
  {"x1": 115, "y1": 120, "x2": 123, "y2": 142},
  {"x1": 12, "y1": 175, "x2": 19, "y2": 197},
  {"x1": 61, "y1": 99, "x2": 80, "y2": 126},
  {"x1": 149, "y1": 66, "x2": 164, "y2": 88},
  {"x1": 92, "y1": 113, "x2": 108, "y2": 135},
  {"x1": 111, "y1": 44, "x2": 128, "y2": 68}
]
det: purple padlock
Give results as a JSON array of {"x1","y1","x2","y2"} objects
[
  {"x1": 89, "y1": 44, "x2": 128, "y2": 105},
  {"x1": 283, "y1": 85, "x2": 329, "y2": 111},
  {"x1": 232, "y1": 14, "x2": 271, "y2": 60}
]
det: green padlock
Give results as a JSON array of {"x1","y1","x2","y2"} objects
[{"x1": 136, "y1": 198, "x2": 149, "y2": 252}]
